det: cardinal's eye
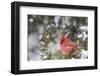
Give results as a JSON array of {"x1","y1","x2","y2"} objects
[{"x1": 60, "y1": 39, "x2": 64, "y2": 44}]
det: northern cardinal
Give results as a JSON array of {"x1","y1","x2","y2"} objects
[{"x1": 60, "y1": 34, "x2": 77, "y2": 54}]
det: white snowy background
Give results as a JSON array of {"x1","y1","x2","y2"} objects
[{"x1": 0, "y1": 0, "x2": 99, "y2": 76}]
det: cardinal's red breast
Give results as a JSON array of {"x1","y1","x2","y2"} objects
[{"x1": 60, "y1": 34, "x2": 77, "y2": 54}]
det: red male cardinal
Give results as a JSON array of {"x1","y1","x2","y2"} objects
[{"x1": 60, "y1": 34, "x2": 77, "y2": 54}]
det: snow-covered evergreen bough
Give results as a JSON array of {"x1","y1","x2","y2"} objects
[{"x1": 27, "y1": 15, "x2": 88, "y2": 61}]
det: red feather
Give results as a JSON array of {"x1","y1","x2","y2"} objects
[{"x1": 60, "y1": 34, "x2": 77, "y2": 54}]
